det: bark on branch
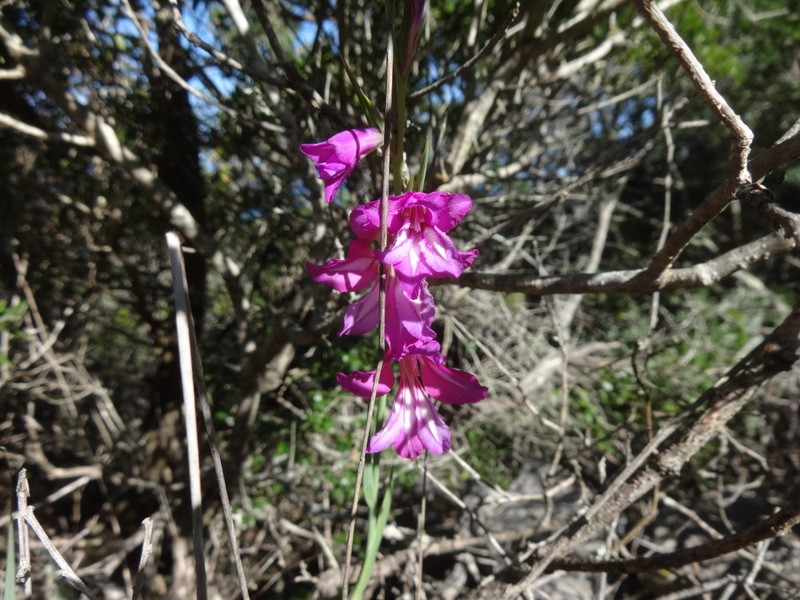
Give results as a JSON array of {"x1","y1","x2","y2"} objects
[
  {"x1": 635, "y1": 0, "x2": 753, "y2": 277},
  {"x1": 452, "y1": 232, "x2": 795, "y2": 296},
  {"x1": 550, "y1": 494, "x2": 800, "y2": 574}
]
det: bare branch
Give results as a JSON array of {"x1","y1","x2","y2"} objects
[
  {"x1": 17, "y1": 471, "x2": 99, "y2": 600},
  {"x1": 0, "y1": 65, "x2": 26, "y2": 79},
  {"x1": 15, "y1": 469, "x2": 31, "y2": 595},
  {"x1": 0, "y1": 111, "x2": 95, "y2": 148},
  {"x1": 503, "y1": 299, "x2": 800, "y2": 596},
  {"x1": 409, "y1": 3, "x2": 520, "y2": 101},
  {"x1": 636, "y1": 0, "x2": 754, "y2": 277},
  {"x1": 636, "y1": 0, "x2": 753, "y2": 181},
  {"x1": 453, "y1": 232, "x2": 795, "y2": 296},
  {"x1": 131, "y1": 518, "x2": 154, "y2": 600},
  {"x1": 550, "y1": 495, "x2": 800, "y2": 573}
]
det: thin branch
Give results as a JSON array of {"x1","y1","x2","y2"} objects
[
  {"x1": 452, "y1": 232, "x2": 795, "y2": 296},
  {"x1": 0, "y1": 111, "x2": 95, "y2": 148},
  {"x1": 502, "y1": 298, "x2": 800, "y2": 596},
  {"x1": 0, "y1": 65, "x2": 26, "y2": 79},
  {"x1": 550, "y1": 495, "x2": 800, "y2": 574},
  {"x1": 736, "y1": 182, "x2": 800, "y2": 247},
  {"x1": 636, "y1": 0, "x2": 754, "y2": 277},
  {"x1": 131, "y1": 517, "x2": 154, "y2": 600},
  {"x1": 183, "y1": 272, "x2": 251, "y2": 599},
  {"x1": 636, "y1": 0, "x2": 753, "y2": 180},
  {"x1": 16, "y1": 471, "x2": 98, "y2": 600},
  {"x1": 409, "y1": 2, "x2": 520, "y2": 101},
  {"x1": 15, "y1": 469, "x2": 31, "y2": 597}
]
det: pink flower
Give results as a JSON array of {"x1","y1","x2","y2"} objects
[
  {"x1": 339, "y1": 346, "x2": 488, "y2": 460},
  {"x1": 305, "y1": 239, "x2": 378, "y2": 293},
  {"x1": 306, "y1": 242, "x2": 436, "y2": 358},
  {"x1": 340, "y1": 273, "x2": 436, "y2": 358},
  {"x1": 300, "y1": 127, "x2": 384, "y2": 203},
  {"x1": 349, "y1": 191, "x2": 479, "y2": 289}
]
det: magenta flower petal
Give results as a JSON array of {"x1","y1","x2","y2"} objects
[
  {"x1": 306, "y1": 239, "x2": 378, "y2": 293},
  {"x1": 394, "y1": 191, "x2": 473, "y2": 232},
  {"x1": 385, "y1": 276, "x2": 436, "y2": 359},
  {"x1": 341, "y1": 281, "x2": 380, "y2": 336},
  {"x1": 349, "y1": 191, "x2": 472, "y2": 239},
  {"x1": 337, "y1": 361, "x2": 395, "y2": 398},
  {"x1": 419, "y1": 356, "x2": 489, "y2": 404},
  {"x1": 349, "y1": 196, "x2": 405, "y2": 240},
  {"x1": 366, "y1": 408, "x2": 405, "y2": 454},
  {"x1": 379, "y1": 221, "x2": 479, "y2": 282},
  {"x1": 367, "y1": 356, "x2": 451, "y2": 459},
  {"x1": 301, "y1": 127, "x2": 383, "y2": 203}
]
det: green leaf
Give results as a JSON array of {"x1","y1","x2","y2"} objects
[
  {"x1": 340, "y1": 56, "x2": 384, "y2": 129},
  {"x1": 409, "y1": 135, "x2": 431, "y2": 191},
  {"x1": 113, "y1": 34, "x2": 127, "y2": 52},
  {"x1": 362, "y1": 454, "x2": 379, "y2": 510},
  {"x1": 351, "y1": 467, "x2": 395, "y2": 600}
]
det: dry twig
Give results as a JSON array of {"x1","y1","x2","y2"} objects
[
  {"x1": 15, "y1": 470, "x2": 99, "y2": 600},
  {"x1": 502, "y1": 300, "x2": 800, "y2": 597},
  {"x1": 166, "y1": 232, "x2": 208, "y2": 600}
]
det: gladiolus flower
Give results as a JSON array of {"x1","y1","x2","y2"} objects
[
  {"x1": 306, "y1": 183, "x2": 487, "y2": 459},
  {"x1": 350, "y1": 191, "x2": 478, "y2": 289},
  {"x1": 339, "y1": 270, "x2": 437, "y2": 358},
  {"x1": 305, "y1": 239, "x2": 378, "y2": 293},
  {"x1": 301, "y1": 127, "x2": 383, "y2": 203},
  {"x1": 347, "y1": 348, "x2": 488, "y2": 460},
  {"x1": 306, "y1": 242, "x2": 436, "y2": 358}
]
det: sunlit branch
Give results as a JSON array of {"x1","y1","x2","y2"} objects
[
  {"x1": 451, "y1": 233, "x2": 795, "y2": 296},
  {"x1": 0, "y1": 111, "x2": 96, "y2": 147}
]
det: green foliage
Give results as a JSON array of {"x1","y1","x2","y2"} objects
[
  {"x1": 0, "y1": 301, "x2": 27, "y2": 365},
  {"x1": 0, "y1": 300, "x2": 26, "y2": 329},
  {"x1": 464, "y1": 421, "x2": 517, "y2": 488}
]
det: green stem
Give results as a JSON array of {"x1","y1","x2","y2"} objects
[
  {"x1": 351, "y1": 3, "x2": 405, "y2": 596},
  {"x1": 392, "y1": 73, "x2": 407, "y2": 194}
]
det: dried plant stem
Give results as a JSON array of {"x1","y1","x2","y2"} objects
[
  {"x1": 15, "y1": 470, "x2": 98, "y2": 600},
  {"x1": 416, "y1": 453, "x2": 429, "y2": 600},
  {"x1": 165, "y1": 231, "x2": 252, "y2": 598},
  {"x1": 15, "y1": 468, "x2": 31, "y2": 597},
  {"x1": 342, "y1": 12, "x2": 395, "y2": 598},
  {"x1": 503, "y1": 301, "x2": 800, "y2": 597},
  {"x1": 166, "y1": 231, "x2": 208, "y2": 600},
  {"x1": 636, "y1": 0, "x2": 754, "y2": 277},
  {"x1": 131, "y1": 517, "x2": 154, "y2": 600},
  {"x1": 177, "y1": 267, "x2": 251, "y2": 598}
]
